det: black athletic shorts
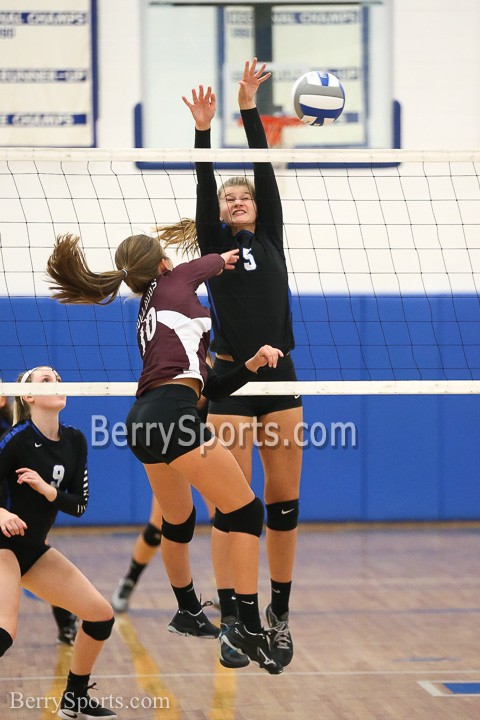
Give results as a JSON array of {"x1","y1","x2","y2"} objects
[
  {"x1": 0, "y1": 538, "x2": 51, "y2": 576},
  {"x1": 208, "y1": 354, "x2": 303, "y2": 418},
  {"x1": 126, "y1": 384, "x2": 214, "y2": 465}
]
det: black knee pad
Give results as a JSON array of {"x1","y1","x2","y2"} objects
[
  {"x1": 142, "y1": 522, "x2": 162, "y2": 547},
  {"x1": 82, "y1": 616, "x2": 115, "y2": 641},
  {"x1": 227, "y1": 497, "x2": 264, "y2": 537},
  {"x1": 162, "y1": 506, "x2": 196, "y2": 544},
  {"x1": 266, "y1": 499, "x2": 299, "y2": 531},
  {"x1": 0, "y1": 627, "x2": 13, "y2": 657},
  {"x1": 213, "y1": 507, "x2": 230, "y2": 534}
]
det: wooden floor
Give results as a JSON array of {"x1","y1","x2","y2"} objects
[{"x1": 3, "y1": 523, "x2": 480, "y2": 720}]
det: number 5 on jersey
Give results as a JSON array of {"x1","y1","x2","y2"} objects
[{"x1": 242, "y1": 247, "x2": 257, "y2": 271}]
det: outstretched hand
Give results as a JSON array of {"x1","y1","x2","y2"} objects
[
  {"x1": 246, "y1": 345, "x2": 284, "y2": 373},
  {"x1": 182, "y1": 85, "x2": 216, "y2": 131},
  {"x1": 238, "y1": 57, "x2": 272, "y2": 110}
]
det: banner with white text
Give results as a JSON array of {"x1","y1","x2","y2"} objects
[{"x1": 0, "y1": 1, "x2": 96, "y2": 146}]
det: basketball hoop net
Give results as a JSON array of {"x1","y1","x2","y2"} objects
[
  {"x1": 262, "y1": 115, "x2": 304, "y2": 148},
  {"x1": 238, "y1": 115, "x2": 304, "y2": 149}
]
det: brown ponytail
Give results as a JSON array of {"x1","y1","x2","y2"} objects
[{"x1": 47, "y1": 233, "x2": 168, "y2": 304}]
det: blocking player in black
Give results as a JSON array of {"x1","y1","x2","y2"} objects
[
  {"x1": 47, "y1": 233, "x2": 284, "y2": 675},
  {"x1": 161, "y1": 58, "x2": 302, "y2": 667},
  {"x1": 0, "y1": 367, "x2": 116, "y2": 718}
]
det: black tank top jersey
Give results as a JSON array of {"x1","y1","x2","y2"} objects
[
  {"x1": 0, "y1": 421, "x2": 88, "y2": 545},
  {"x1": 195, "y1": 107, "x2": 295, "y2": 363},
  {"x1": 136, "y1": 254, "x2": 225, "y2": 397}
]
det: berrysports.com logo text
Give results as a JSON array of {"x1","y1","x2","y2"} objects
[
  {"x1": 9, "y1": 691, "x2": 170, "y2": 712},
  {"x1": 90, "y1": 415, "x2": 358, "y2": 452}
]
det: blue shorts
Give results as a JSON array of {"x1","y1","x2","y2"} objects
[
  {"x1": 208, "y1": 355, "x2": 303, "y2": 418},
  {"x1": 126, "y1": 384, "x2": 214, "y2": 464}
]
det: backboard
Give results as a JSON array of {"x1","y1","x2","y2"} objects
[{"x1": 140, "y1": 0, "x2": 393, "y2": 150}]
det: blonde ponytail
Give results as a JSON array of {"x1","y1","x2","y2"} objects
[{"x1": 154, "y1": 219, "x2": 199, "y2": 258}]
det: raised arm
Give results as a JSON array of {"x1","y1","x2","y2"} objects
[
  {"x1": 238, "y1": 59, "x2": 283, "y2": 240},
  {"x1": 182, "y1": 85, "x2": 229, "y2": 254}
]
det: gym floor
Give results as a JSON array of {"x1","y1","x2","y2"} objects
[{"x1": 3, "y1": 523, "x2": 480, "y2": 720}]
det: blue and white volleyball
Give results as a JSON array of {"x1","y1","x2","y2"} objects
[{"x1": 292, "y1": 71, "x2": 345, "y2": 126}]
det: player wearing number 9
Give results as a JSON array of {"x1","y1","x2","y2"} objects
[{"x1": 0, "y1": 366, "x2": 117, "y2": 719}]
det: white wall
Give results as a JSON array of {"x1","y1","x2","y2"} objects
[
  {"x1": 95, "y1": 0, "x2": 480, "y2": 150},
  {"x1": 393, "y1": 0, "x2": 480, "y2": 149},
  {"x1": 95, "y1": 0, "x2": 141, "y2": 148}
]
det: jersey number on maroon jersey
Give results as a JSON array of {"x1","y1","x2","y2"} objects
[{"x1": 139, "y1": 306, "x2": 157, "y2": 355}]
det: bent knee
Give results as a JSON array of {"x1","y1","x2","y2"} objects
[
  {"x1": 81, "y1": 615, "x2": 115, "y2": 641},
  {"x1": 226, "y1": 497, "x2": 264, "y2": 537},
  {"x1": 84, "y1": 597, "x2": 114, "y2": 623},
  {"x1": 162, "y1": 507, "x2": 196, "y2": 544}
]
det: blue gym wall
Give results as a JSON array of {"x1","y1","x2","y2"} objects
[{"x1": 1, "y1": 294, "x2": 479, "y2": 525}]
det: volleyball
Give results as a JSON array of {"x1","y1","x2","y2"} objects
[{"x1": 292, "y1": 71, "x2": 345, "y2": 126}]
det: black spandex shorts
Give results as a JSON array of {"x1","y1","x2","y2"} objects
[
  {"x1": 208, "y1": 354, "x2": 303, "y2": 418},
  {"x1": 126, "y1": 384, "x2": 214, "y2": 465},
  {"x1": 0, "y1": 538, "x2": 51, "y2": 576}
]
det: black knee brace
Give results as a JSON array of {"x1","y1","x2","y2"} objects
[
  {"x1": 0, "y1": 627, "x2": 13, "y2": 657},
  {"x1": 82, "y1": 616, "x2": 115, "y2": 641},
  {"x1": 266, "y1": 499, "x2": 299, "y2": 531},
  {"x1": 142, "y1": 522, "x2": 162, "y2": 547},
  {"x1": 213, "y1": 507, "x2": 230, "y2": 534},
  {"x1": 162, "y1": 506, "x2": 196, "y2": 544},
  {"x1": 226, "y1": 497, "x2": 264, "y2": 537}
]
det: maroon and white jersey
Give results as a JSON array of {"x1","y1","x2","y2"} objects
[{"x1": 136, "y1": 254, "x2": 224, "y2": 397}]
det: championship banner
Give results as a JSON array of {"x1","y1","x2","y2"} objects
[
  {"x1": 223, "y1": 4, "x2": 366, "y2": 148},
  {"x1": 0, "y1": 1, "x2": 96, "y2": 146}
]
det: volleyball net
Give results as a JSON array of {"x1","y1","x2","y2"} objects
[{"x1": 1, "y1": 146, "x2": 480, "y2": 397}]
